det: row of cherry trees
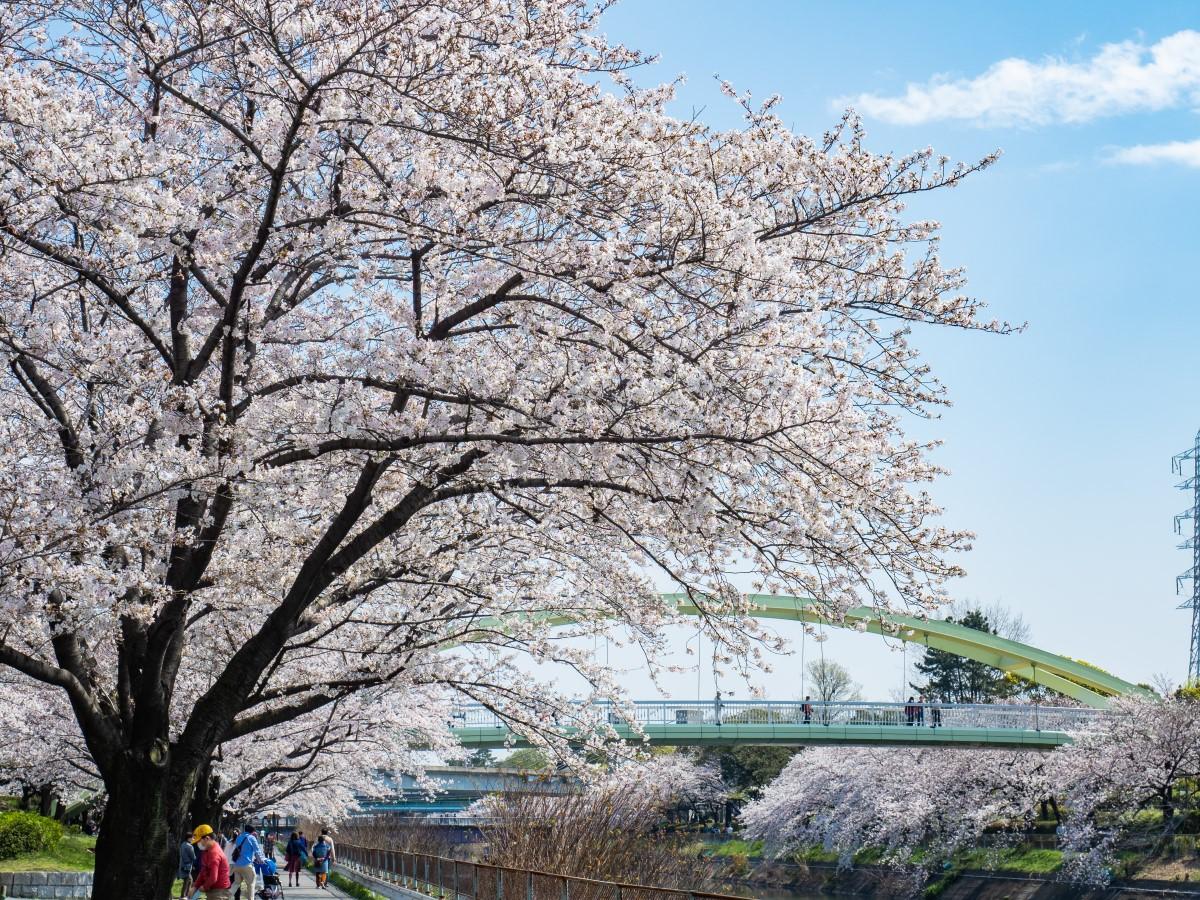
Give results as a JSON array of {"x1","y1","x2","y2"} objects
[{"x1": 742, "y1": 696, "x2": 1200, "y2": 885}]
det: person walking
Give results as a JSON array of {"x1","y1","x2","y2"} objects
[
  {"x1": 229, "y1": 824, "x2": 265, "y2": 900},
  {"x1": 318, "y1": 830, "x2": 336, "y2": 865},
  {"x1": 283, "y1": 831, "x2": 304, "y2": 888},
  {"x1": 190, "y1": 825, "x2": 232, "y2": 900},
  {"x1": 262, "y1": 832, "x2": 276, "y2": 862},
  {"x1": 177, "y1": 834, "x2": 196, "y2": 900},
  {"x1": 311, "y1": 833, "x2": 333, "y2": 890}
]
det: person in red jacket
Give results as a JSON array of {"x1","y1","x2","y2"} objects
[{"x1": 190, "y1": 824, "x2": 232, "y2": 900}]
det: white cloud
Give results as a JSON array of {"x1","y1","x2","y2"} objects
[
  {"x1": 842, "y1": 30, "x2": 1200, "y2": 126},
  {"x1": 1110, "y1": 138, "x2": 1200, "y2": 167}
]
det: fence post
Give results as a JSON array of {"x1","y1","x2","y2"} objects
[
  {"x1": 562, "y1": 875, "x2": 569, "y2": 900},
  {"x1": 454, "y1": 860, "x2": 459, "y2": 900},
  {"x1": 497, "y1": 870, "x2": 504, "y2": 900},
  {"x1": 526, "y1": 870, "x2": 533, "y2": 900},
  {"x1": 438, "y1": 858, "x2": 444, "y2": 898}
]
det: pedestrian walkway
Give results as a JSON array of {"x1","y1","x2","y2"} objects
[{"x1": 279, "y1": 870, "x2": 351, "y2": 900}]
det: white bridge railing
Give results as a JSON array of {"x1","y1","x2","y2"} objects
[{"x1": 449, "y1": 699, "x2": 1107, "y2": 733}]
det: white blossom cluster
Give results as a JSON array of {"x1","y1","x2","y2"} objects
[
  {"x1": 742, "y1": 745, "x2": 1051, "y2": 875},
  {"x1": 742, "y1": 697, "x2": 1200, "y2": 886}
]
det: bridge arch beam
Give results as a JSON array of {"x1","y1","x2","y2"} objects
[{"x1": 664, "y1": 594, "x2": 1148, "y2": 709}]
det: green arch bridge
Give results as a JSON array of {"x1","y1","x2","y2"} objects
[{"x1": 454, "y1": 594, "x2": 1149, "y2": 749}]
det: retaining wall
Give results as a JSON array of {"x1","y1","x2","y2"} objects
[{"x1": 0, "y1": 871, "x2": 93, "y2": 899}]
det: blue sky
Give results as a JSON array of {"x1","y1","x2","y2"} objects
[{"x1": 546, "y1": 1, "x2": 1200, "y2": 701}]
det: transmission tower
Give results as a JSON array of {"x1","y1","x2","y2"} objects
[{"x1": 1173, "y1": 430, "x2": 1200, "y2": 684}]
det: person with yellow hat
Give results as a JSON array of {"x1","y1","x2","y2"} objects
[{"x1": 190, "y1": 825, "x2": 232, "y2": 900}]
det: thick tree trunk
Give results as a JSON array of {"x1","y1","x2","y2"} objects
[
  {"x1": 90, "y1": 768, "x2": 184, "y2": 900},
  {"x1": 37, "y1": 784, "x2": 58, "y2": 819},
  {"x1": 188, "y1": 763, "x2": 225, "y2": 833}
]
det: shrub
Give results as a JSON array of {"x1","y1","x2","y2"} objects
[{"x1": 0, "y1": 812, "x2": 64, "y2": 859}]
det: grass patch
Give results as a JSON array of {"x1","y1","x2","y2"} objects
[
  {"x1": 956, "y1": 847, "x2": 1062, "y2": 876},
  {"x1": 794, "y1": 846, "x2": 840, "y2": 865},
  {"x1": 329, "y1": 870, "x2": 386, "y2": 900},
  {"x1": 790, "y1": 845, "x2": 884, "y2": 866},
  {"x1": 707, "y1": 839, "x2": 763, "y2": 858},
  {"x1": 0, "y1": 833, "x2": 96, "y2": 873}
]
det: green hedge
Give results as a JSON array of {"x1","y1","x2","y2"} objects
[{"x1": 0, "y1": 812, "x2": 64, "y2": 860}]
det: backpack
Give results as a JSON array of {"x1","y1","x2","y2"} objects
[{"x1": 312, "y1": 841, "x2": 329, "y2": 861}]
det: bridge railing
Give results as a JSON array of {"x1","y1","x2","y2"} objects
[
  {"x1": 337, "y1": 843, "x2": 749, "y2": 900},
  {"x1": 448, "y1": 699, "x2": 1105, "y2": 733}
]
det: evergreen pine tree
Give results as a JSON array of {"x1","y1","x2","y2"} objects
[{"x1": 911, "y1": 610, "x2": 1015, "y2": 703}]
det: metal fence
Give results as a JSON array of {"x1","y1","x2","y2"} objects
[
  {"x1": 337, "y1": 844, "x2": 750, "y2": 900},
  {"x1": 448, "y1": 699, "x2": 1105, "y2": 734}
]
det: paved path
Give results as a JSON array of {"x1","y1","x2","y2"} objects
[{"x1": 277, "y1": 870, "x2": 351, "y2": 900}]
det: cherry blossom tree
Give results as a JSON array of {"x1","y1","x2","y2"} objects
[
  {"x1": 0, "y1": 0, "x2": 1001, "y2": 896},
  {"x1": 742, "y1": 747, "x2": 1053, "y2": 879},
  {"x1": 0, "y1": 673, "x2": 450, "y2": 826},
  {"x1": 0, "y1": 673, "x2": 100, "y2": 809},
  {"x1": 1053, "y1": 696, "x2": 1200, "y2": 883},
  {"x1": 199, "y1": 682, "x2": 458, "y2": 823}
]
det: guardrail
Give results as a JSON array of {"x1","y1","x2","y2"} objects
[
  {"x1": 447, "y1": 699, "x2": 1105, "y2": 733},
  {"x1": 338, "y1": 844, "x2": 750, "y2": 900}
]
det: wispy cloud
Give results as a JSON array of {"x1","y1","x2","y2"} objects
[
  {"x1": 842, "y1": 30, "x2": 1200, "y2": 126},
  {"x1": 1110, "y1": 138, "x2": 1200, "y2": 168}
]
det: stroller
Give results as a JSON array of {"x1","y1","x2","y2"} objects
[{"x1": 256, "y1": 858, "x2": 284, "y2": 900}]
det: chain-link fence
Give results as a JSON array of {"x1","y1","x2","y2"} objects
[{"x1": 338, "y1": 844, "x2": 749, "y2": 900}]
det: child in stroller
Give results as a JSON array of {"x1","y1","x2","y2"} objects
[{"x1": 255, "y1": 858, "x2": 283, "y2": 900}]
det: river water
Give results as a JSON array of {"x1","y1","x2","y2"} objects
[{"x1": 733, "y1": 888, "x2": 824, "y2": 900}]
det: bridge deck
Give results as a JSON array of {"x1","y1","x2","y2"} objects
[
  {"x1": 452, "y1": 723, "x2": 1072, "y2": 749},
  {"x1": 449, "y1": 700, "x2": 1101, "y2": 750}
]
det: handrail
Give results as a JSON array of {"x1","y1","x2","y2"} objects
[
  {"x1": 338, "y1": 842, "x2": 751, "y2": 900},
  {"x1": 448, "y1": 698, "x2": 1104, "y2": 730}
]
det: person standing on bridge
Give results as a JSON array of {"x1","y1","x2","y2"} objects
[
  {"x1": 930, "y1": 696, "x2": 944, "y2": 728},
  {"x1": 916, "y1": 695, "x2": 927, "y2": 726},
  {"x1": 714, "y1": 690, "x2": 724, "y2": 726},
  {"x1": 802, "y1": 696, "x2": 813, "y2": 725},
  {"x1": 905, "y1": 697, "x2": 917, "y2": 726}
]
